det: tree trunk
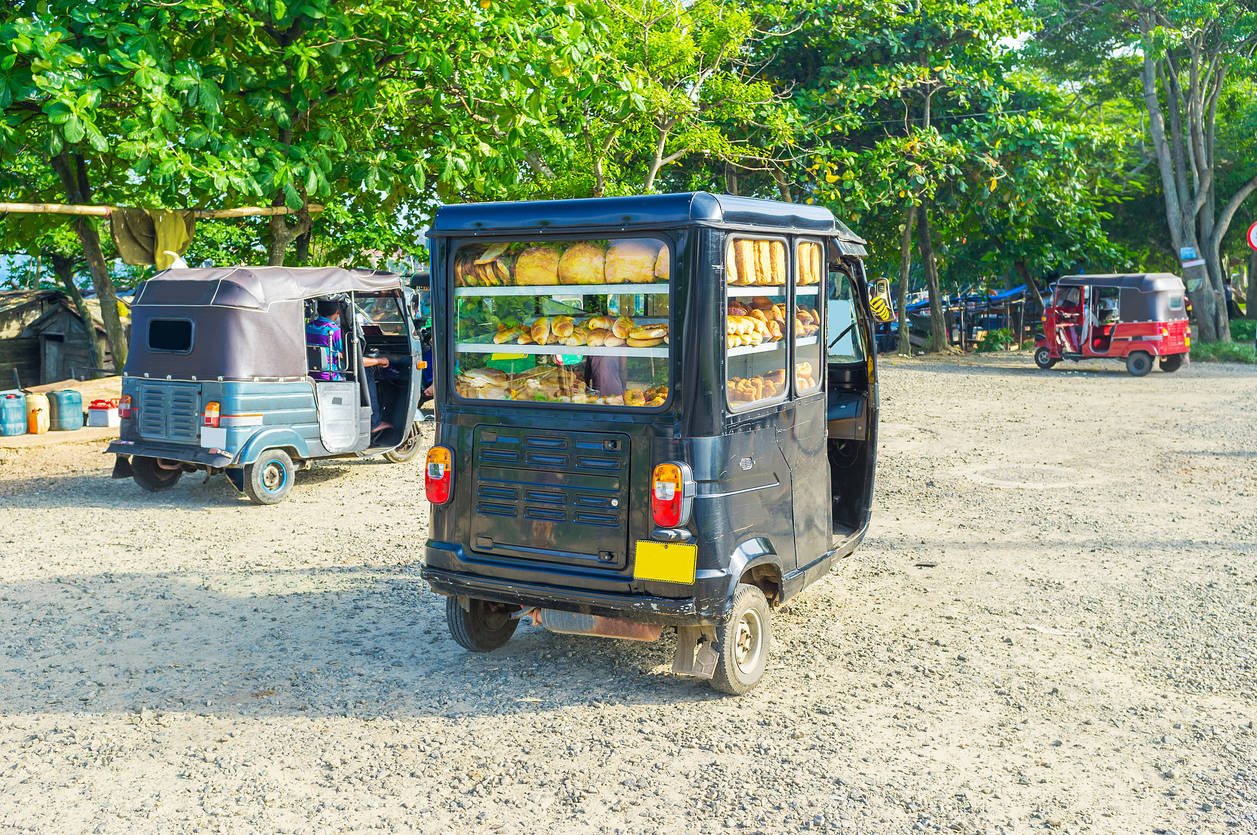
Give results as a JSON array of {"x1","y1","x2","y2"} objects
[
  {"x1": 897, "y1": 205, "x2": 917, "y2": 355},
  {"x1": 917, "y1": 204, "x2": 947, "y2": 353},
  {"x1": 266, "y1": 198, "x2": 311, "y2": 266},
  {"x1": 50, "y1": 152, "x2": 127, "y2": 369},
  {"x1": 49, "y1": 252, "x2": 104, "y2": 372}
]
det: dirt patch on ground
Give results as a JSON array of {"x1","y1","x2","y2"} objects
[{"x1": 0, "y1": 355, "x2": 1254, "y2": 833}]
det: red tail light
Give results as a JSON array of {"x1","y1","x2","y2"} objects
[
  {"x1": 651, "y1": 462, "x2": 694, "y2": 528},
  {"x1": 426, "y1": 445, "x2": 453, "y2": 504},
  {"x1": 203, "y1": 401, "x2": 220, "y2": 427},
  {"x1": 118, "y1": 395, "x2": 133, "y2": 419}
]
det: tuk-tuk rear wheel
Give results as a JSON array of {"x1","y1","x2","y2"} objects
[
  {"x1": 243, "y1": 449, "x2": 295, "y2": 505},
  {"x1": 446, "y1": 596, "x2": 518, "y2": 652},
  {"x1": 1159, "y1": 353, "x2": 1184, "y2": 373},
  {"x1": 1033, "y1": 347, "x2": 1057, "y2": 370},
  {"x1": 1126, "y1": 351, "x2": 1153, "y2": 377},
  {"x1": 710, "y1": 584, "x2": 771, "y2": 696}
]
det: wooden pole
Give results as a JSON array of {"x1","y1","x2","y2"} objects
[{"x1": 0, "y1": 201, "x2": 324, "y2": 219}]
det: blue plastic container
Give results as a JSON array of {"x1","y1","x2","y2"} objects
[
  {"x1": 49, "y1": 390, "x2": 84, "y2": 431},
  {"x1": 1, "y1": 393, "x2": 26, "y2": 436}
]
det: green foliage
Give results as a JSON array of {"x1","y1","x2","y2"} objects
[
  {"x1": 975, "y1": 328, "x2": 1013, "y2": 352},
  {"x1": 1231, "y1": 319, "x2": 1256, "y2": 343},
  {"x1": 1190, "y1": 341, "x2": 1257, "y2": 364}
]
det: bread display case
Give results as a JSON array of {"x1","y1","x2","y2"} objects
[{"x1": 451, "y1": 236, "x2": 671, "y2": 406}]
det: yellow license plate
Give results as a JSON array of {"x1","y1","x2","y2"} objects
[{"x1": 633, "y1": 541, "x2": 697, "y2": 585}]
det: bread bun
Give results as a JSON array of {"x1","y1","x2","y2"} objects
[
  {"x1": 531, "y1": 317, "x2": 552, "y2": 345},
  {"x1": 612, "y1": 317, "x2": 634, "y2": 339},
  {"x1": 587, "y1": 328, "x2": 609, "y2": 347},
  {"x1": 603, "y1": 335, "x2": 626, "y2": 347},
  {"x1": 629, "y1": 325, "x2": 667, "y2": 340}
]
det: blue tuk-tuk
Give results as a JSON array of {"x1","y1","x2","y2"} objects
[{"x1": 108, "y1": 266, "x2": 426, "y2": 503}]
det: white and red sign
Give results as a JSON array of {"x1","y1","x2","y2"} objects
[{"x1": 1247, "y1": 220, "x2": 1257, "y2": 252}]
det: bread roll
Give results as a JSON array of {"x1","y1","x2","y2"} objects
[
  {"x1": 654, "y1": 244, "x2": 670, "y2": 281},
  {"x1": 517, "y1": 332, "x2": 535, "y2": 345},
  {"x1": 558, "y1": 242, "x2": 606, "y2": 285},
  {"x1": 493, "y1": 327, "x2": 522, "y2": 344},
  {"x1": 531, "y1": 317, "x2": 552, "y2": 345},
  {"x1": 604, "y1": 240, "x2": 660, "y2": 284},
  {"x1": 564, "y1": 326, "x2": 590, "y2": 346},
  {"x1": 626, "y1": 336, "x2": 665, "y2": 348},
  {"x1": 603, "y1": 334, "x2": 626, "y2": 348},
  {"x1": 612, "y1": 316, "x2": 634, "y2": 339},
  {"x1": 629, "y1": 325, "x2": 667, "y2": 340},
  {"x1": 587, "y1": 328, "x2": 609, "y2": 347},
  {"x1": 552, "y1": 316, "x2": 575, "y2": 338},
  {"x1": 515, "y1": 246, "x2": 560, "y2": 285},
  {"x1": 586, "y1": 315, "x2": 614, "y2": 331}
]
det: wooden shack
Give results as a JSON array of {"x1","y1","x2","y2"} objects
[{"x1": 0, "y1": 289, "x2": 119, "y2": 386}]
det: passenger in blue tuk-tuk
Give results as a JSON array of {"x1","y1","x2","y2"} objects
[{"x1": 306, "y1": 298, "x2": 393, "y2": 434}]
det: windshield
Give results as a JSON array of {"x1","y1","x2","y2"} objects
[
  {"x1": 826, "y1": 268, "x2": 867, "y2": 363},
  {"x1": 451, "y1": 237, "x2": 671, "y2": 408}
]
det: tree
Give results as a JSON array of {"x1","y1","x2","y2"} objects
[{"x1": 1029, "y1": 0, "x2": 1257, "y2": 342}]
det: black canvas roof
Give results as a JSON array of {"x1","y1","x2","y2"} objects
[
  {"x1": 429, "y1": 192, "x2": 865, "y2": 243},
  {"x1": 1058, "y1": 273, "x2": 1184, "y2": 293},
  {"x1": 132, "y1": 266, "x2": 401, "y2": 311}
]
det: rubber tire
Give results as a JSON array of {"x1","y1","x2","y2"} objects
[
  {"x1": 1159, "y1": 353, "x2": 1184, "y2": 373},
  {"x1": 131, "y1": 456, "x2": 182, "y2": 492},
  {"x1": 1033, "y1": 347, "x2": 1057, "y2": 369},
  {"x1": 384, "y1": 421, "x2": 423, "y2": 463},
  {"x1": 1126, "y1": 351, "x2": 1153, "y2": 377},
  {"x1": 243, "y1": 449, "x2": 295, "y2": 505},
  {"x1": 446, "y1": 596, "x2": 518, "y2": 652},
  {"x1": 710, "y1": 583, "x2": 772, "y2": 696}
]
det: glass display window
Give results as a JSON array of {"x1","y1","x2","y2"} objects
[
  {"x1": 450, "y1": 237, "x2": 671, "y2": 408},
  {"x1": 725, "y1": 235, "x2": 788, "y2": 410},
  {"x1": 794, "y1": 241, "x2": 823, "y2": 394}
]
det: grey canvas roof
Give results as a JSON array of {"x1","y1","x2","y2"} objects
[
  {"x1": 132, "y1": 266, "x2": 401, "y2": 311},
  {"x1": 1058, "y1": 273, "x2": 1184, "y2": 294},
  {"x1": 430, "y1": 192, "x2": 866, "y2": 244}
]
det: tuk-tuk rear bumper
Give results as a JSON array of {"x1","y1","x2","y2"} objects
[
  {"x1": 107, "y1": 440, "x2": 234, "y2": 469},
  {"x1": 422, "y1": 542, "x2": 712, "y2": 626}
]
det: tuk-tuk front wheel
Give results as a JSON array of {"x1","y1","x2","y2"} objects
[
  {"x1": 446, "y1": 596, "x2": 518, "y2": 652},
  {"x1": 710, "y1": 584, "x2": 771, "y2": 695},
  {"x1": 1126, "y1": 351, "x2": 1153, "y2": 377},
  {"x1": 1159, "y1": 353, "x2": 1184, "y2": 373},
  {"x1": 131, "y1": 456, "x2": 183, "y2": 492},
  {"x1": 383, "y1": 421, "x2": 423, "y2": 463},
  {"x1": 1033, "y1": 347, "x2": 1057, "y2": 370},
  {"x1": 244, "y1": 449, "x2": 295, "y2": 505}
]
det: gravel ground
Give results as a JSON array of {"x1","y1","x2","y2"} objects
[{"x1": 0, "y1": 354, "x2": 1254, "y2": 834}]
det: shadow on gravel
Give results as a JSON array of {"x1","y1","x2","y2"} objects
[
  {"x1": 0, "y1": 566, "x2": 713, "y2": 720},
  {"x1": 0, "y1": 458, "x2": 399, "y2": 509}
]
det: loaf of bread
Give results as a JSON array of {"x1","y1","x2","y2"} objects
[
  {"x1": 515, "y1": 246, "x2": 560, "y2": 285},
  {"x1": 604, "y1": 240, "x2": 660, "y2": 284},
  {"x1": 558, "y1": 242, "x2": 606, "y2": 285}
]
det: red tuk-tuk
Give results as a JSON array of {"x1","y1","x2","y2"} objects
[{"x1": 1034, "y1": 273, "x2": 1189, "y2": 376}]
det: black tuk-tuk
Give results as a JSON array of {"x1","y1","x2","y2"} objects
[
  {"x1": 109, "y1": 267, "x2": 427, "y2": 504},
  {"x1": 422, "y1": 193, "x2": 877, "y2": 693}
]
